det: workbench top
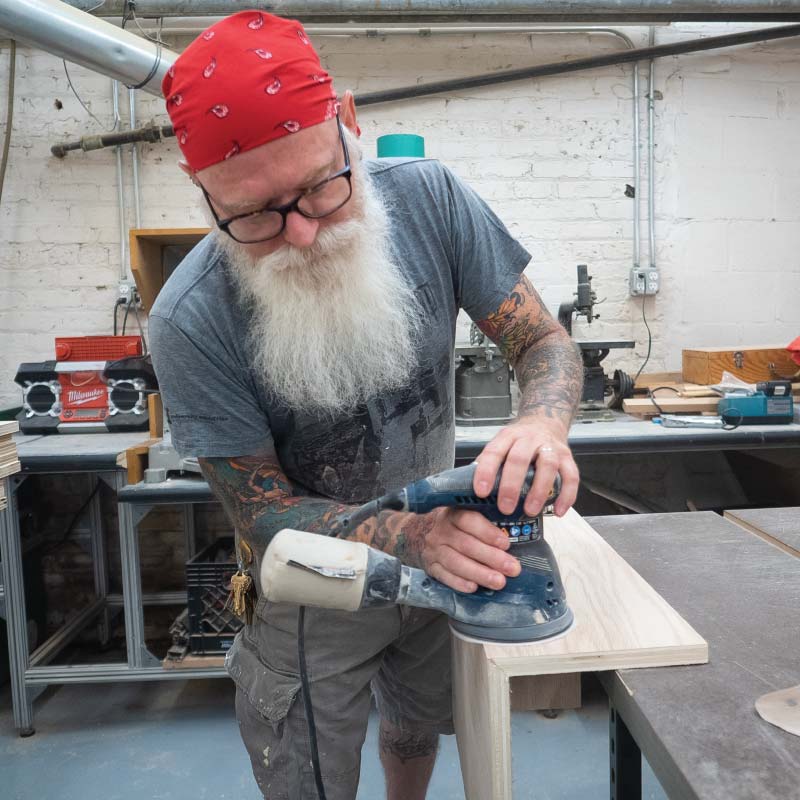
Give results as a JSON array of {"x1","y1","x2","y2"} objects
[
  {"x1": 14, "y1": 431, "x2": 152, "y2": 473},
  {"x1": 589, "y1": 511, "x2": 800, "y2": 800}
]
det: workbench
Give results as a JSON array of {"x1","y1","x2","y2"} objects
[
  {"x1": 0, "y1": 432, "x2": 224, "y2": 736},
  {"x1": 3, "y1": 422, "x2": 800, "y2": 800},
  {"x1": 589, "y1": 511, "x2": 800, "y2": 800}
]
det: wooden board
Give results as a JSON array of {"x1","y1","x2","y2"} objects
[
  {"x1": 633, "y1": 372, "x2": 683, "y2": 391},
  {"x1": 0, "y1": 420, "x2": 19, "y2": 437},
  {"x1": 683, "y1": 345, "x2": 797, "y2": 385},
  {"x1": 0, "y1": 459, "x2": 21, "y2": 479},
  {"x1": 453, "y1": 509, "x2": 708, "y2": 800},
  {"x1": 756, "y1": 685, "x2": 800, "y2": 737},
  {"x1": 130, "y1": 228, "x2": 209, "y2": 313},
  {"x1": 724, "y1": 507, "x2": 800, "y2": 559},
  {"x1": 509, "y1": 673, "x2": 581, "y2": 712},
  {"x1": 162, "y1": 653, "x2": 226, "y2": 670},
  {"x1": 119, "y1": 437, "x2": 161, "y2": 484}
]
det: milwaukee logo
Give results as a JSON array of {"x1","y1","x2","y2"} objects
[{"x1": 67, "y1": 388, "x2": 106, "y2": 405}]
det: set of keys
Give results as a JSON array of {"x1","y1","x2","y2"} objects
[{"x1": 228, "y1": 537, "x2": 257, "y2": 625}]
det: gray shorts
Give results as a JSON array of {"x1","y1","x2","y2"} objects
[{"x1": 225, "y1": 598, "x2": 453, "y2": 800}]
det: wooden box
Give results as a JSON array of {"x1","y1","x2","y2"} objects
[
  {"x1": 129, "y1": 228, "x2": 210, "y2": 313},
  {"x1": 682, "y1": 346, "x2": 797, "y2": 385}
]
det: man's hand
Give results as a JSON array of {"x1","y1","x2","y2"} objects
[
  {"x1": 472, "y1": 416, "x2": 579, "y2": 518},
  {"x1": 417, "y1": 507, "x2": 521, "y2": 594}
]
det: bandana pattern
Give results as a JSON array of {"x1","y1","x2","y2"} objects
[{"x1": 162, "y1": 11, "x2": 337, "y2": 171}]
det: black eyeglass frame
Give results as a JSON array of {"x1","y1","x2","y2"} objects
[{"x1": 198, "y1": 116, "x2": 352, "y2": 244}]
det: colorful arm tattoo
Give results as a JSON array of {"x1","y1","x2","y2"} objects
[
  {"x1": 198, "y1": 451, "x2": 434, "y2": 567},
  {"x1": 476, "y1": 274, "x2": 583, "y2": 427}
]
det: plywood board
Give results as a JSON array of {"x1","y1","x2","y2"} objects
[
  {"x1": 509, "y1": 673, "x2": 581, "y2": 711},
  {"x1": 756, "y1": 685, "x2": 800, "y2": 737},
  {"x1": 453, "y1": 509, "x2": 708, "y2": 800},
  {"x1": 724, "y1": 507, "x2": 800, "y2": 559},
  {"x1": 0, "y1": 420, "x2": 19, "y2": 436}
]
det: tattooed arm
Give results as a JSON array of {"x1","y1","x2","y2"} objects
[
  {"x1": 198, "y1": 448, "x2": 520, "y2": 593},
  {"x1": 472, "y1": 274, "x2": 583, "y2": 517}
]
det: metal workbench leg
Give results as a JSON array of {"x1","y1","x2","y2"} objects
[
  {"x1": 610, "y1": 704, "x2": 642, "y2": 800},
  {"x1": 0, "y1": 476, "x2": 34, "y2": 735},
  {"x1": 115, "y1": 473, "x2": 159, "y2": 668},
  {"x1": 184, "y1": 503, "x2": 196, "y2": 559},
  {"x1": 88, "y1": 472, "x2": 110, "y2": 645}
]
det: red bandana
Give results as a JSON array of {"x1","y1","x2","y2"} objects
[{"x1": 162, "y1": 11, "x2": 339, "y2": 172}]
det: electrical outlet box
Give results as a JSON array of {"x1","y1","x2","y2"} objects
[
  {"x1": 118, "y1": 279, "x2": 137, "y2": 303},
  {"x1": 629, "y1": 267, "x2": 659, "y2": 296}
]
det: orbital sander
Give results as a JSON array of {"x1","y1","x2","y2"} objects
[{"x1": 260, "y1": 463, "x2": 573, "y2": 643}]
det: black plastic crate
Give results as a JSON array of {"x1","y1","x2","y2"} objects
[{"x1": 186, "y1": 536, "x2": 243, "y2": 654}]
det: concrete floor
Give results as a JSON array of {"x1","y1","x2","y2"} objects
[{"x1": 0, "y1": 675, "x2": 667, "y2": 799}]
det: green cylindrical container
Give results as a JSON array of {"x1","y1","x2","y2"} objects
[{"x1": 376, "y1": 133, "x2": 425, "y2": 158}]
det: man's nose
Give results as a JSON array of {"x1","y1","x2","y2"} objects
[{"x1": 282, "y1": 211, "x2": 320, "y2": 249}]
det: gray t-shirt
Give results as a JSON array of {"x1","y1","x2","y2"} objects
[{"x1": 149, "y1": 158, "x2": 530, "y2": 504}]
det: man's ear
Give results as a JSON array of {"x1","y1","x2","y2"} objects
[{"x1": 339, "y1": 91, "x2": 360, "y2": 137}]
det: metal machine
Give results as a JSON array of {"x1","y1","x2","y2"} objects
[
  {"x1": 718, "y1": 380, "x2": 794, "y2": 425},
  {"x1": 454, "y1": 324, "x2": 514, "y2": 427},
  {"x1": 260, "y1": 463, "x2": 573, "y2": 643},
  {"x1": 558, "y1": 264, "x2": 635, "y2": 420}
]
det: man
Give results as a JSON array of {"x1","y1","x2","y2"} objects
[{"x1": 150, "y1": 11, "x2": 582, "y2": 800}]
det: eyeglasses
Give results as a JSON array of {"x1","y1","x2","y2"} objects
[{"x1": 198, "y1": 116, "x2": 353, "y2": 244}]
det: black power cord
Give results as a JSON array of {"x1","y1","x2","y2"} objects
[
  {"x1": 298, "y1": 606, "x2": 328, "y2": 800},
  {"x1": 633, "y1": 291, "x2": 653, "y2": 384}
]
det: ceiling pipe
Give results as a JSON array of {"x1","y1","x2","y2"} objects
[
  {"x1": 0, "y1": 0, "x2": 177, "y2": 96},
  {"x1": 66, "y1": 0, "x2": 800, "y2": 23},
  {"x1": 355, "y1": 22, "x2": 800, "y2": 105}
]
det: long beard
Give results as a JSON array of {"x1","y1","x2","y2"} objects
[{"x1": 219, "y1": 166, "x2": 423, "y2": 416}]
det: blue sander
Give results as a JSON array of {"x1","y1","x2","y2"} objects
[{"x1": 261, "y1": 463, "x2": 574, "y2": 643}]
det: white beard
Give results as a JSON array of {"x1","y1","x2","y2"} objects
[{"x1": 218, "y1": 162, "x2": 423, "y2": 416}]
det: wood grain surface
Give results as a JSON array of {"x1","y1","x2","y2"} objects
[
  {"x1": 756, "y1": 685, "x2": 800, "y2": 738},
  {"x1": 453, "y1": 510, "x2": 708, "y2": 799}
]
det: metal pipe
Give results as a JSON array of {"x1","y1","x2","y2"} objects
[
  {"x1": 112, "y1": 80, "x2": 128, "y2": 281},
  {"x1": 128, "y1": 88, "x2": 143, "y2": 228},
  {"x1": 632, "y1": 61, "x2": 640, "y2": 269},
  {"x1": 0, "y1": 0, "x2": 177, "y2": 97},
  {"x1": 648, "y1": 28, "x2": 656, "y2": 268},
  {"x1": 68, "y1": 0, "x2": 800, "y2": 23},
  {"x1": 356, "y1": 23, "x2": 800, "y2": 106},
  {"x1": 51, "y1": 122, "x2": 174, "y2": 157}
]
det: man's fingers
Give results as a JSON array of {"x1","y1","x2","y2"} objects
[
  {"x1": 523, "y1": 446, "x2": 561, "y2": 517},
  {"x1": 448, "y1": 530, "x2": 520, "y2": 577},
  {"x1": 426, "y1": 561, "x2": 478, "y2": 594},
  {"x1": 449, "y1": 509, "x2": 510, "y2": 549},
  {"x1": 496, "y1": 438, "x2": 538, "y2": 515},
  {"x1": 472, "y1": 430, "x2": 513, "y2": 497},
  {"x1": 553, "y1": 458, "x2": 580, "y2": 516},
  {"x1": 435, "y1": 545, "x2": 509, "y2": 590}
]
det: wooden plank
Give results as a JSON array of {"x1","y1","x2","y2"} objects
[
  {"x1": 724, "y1": 507, "x2": 800, "y2": 559},
  {"x1": 453, "y1": 633, "x2": 511, "y2": 800},
  {"x1": 756, "y1": 685, "x2": 800, "y2": 737},
  {"x1": 119, "y1": 437, "x2": 160, "y2": 484},
  {"x1": 509, "y1": 673, "x2": 581, "y2": 711},
  {"x1": 682, "y1": 345, "x2": 797, "y2": 385},
  {"x1": 453, "y1": 510, "x2": 708, "y2": 799},
  {"x1": 0, "y1": 420, "x2": 19, "y2": 436},
  {"x1": 148, "y1": 392, "x2": 164, "y2": 439},
  {"x1": 162, "y1": 653, "x2": 226, "y2": 670},
  {"x1": 633, "y1": 372, "x2": 683, "y2": 391},
  {"x1": 623, "y1": 396, "x2": 720, "y2": 416},
  {"x1": 0, "y1": 459, "x2": 21, "y2": 479}
]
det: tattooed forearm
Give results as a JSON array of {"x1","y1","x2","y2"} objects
[
  {"x1": 198, "y1": 453, "x2": 435, "y2": 566},
  {"x1": 477, "y1": 274, "x2": 583, "y2": 428},
  {"x1": 515, "y1": 335, "x2": 583, "y2": 426}
]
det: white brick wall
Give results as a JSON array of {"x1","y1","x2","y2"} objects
[{"x1": 1, "y1": 22, "x2": 799, "y2": 408}]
